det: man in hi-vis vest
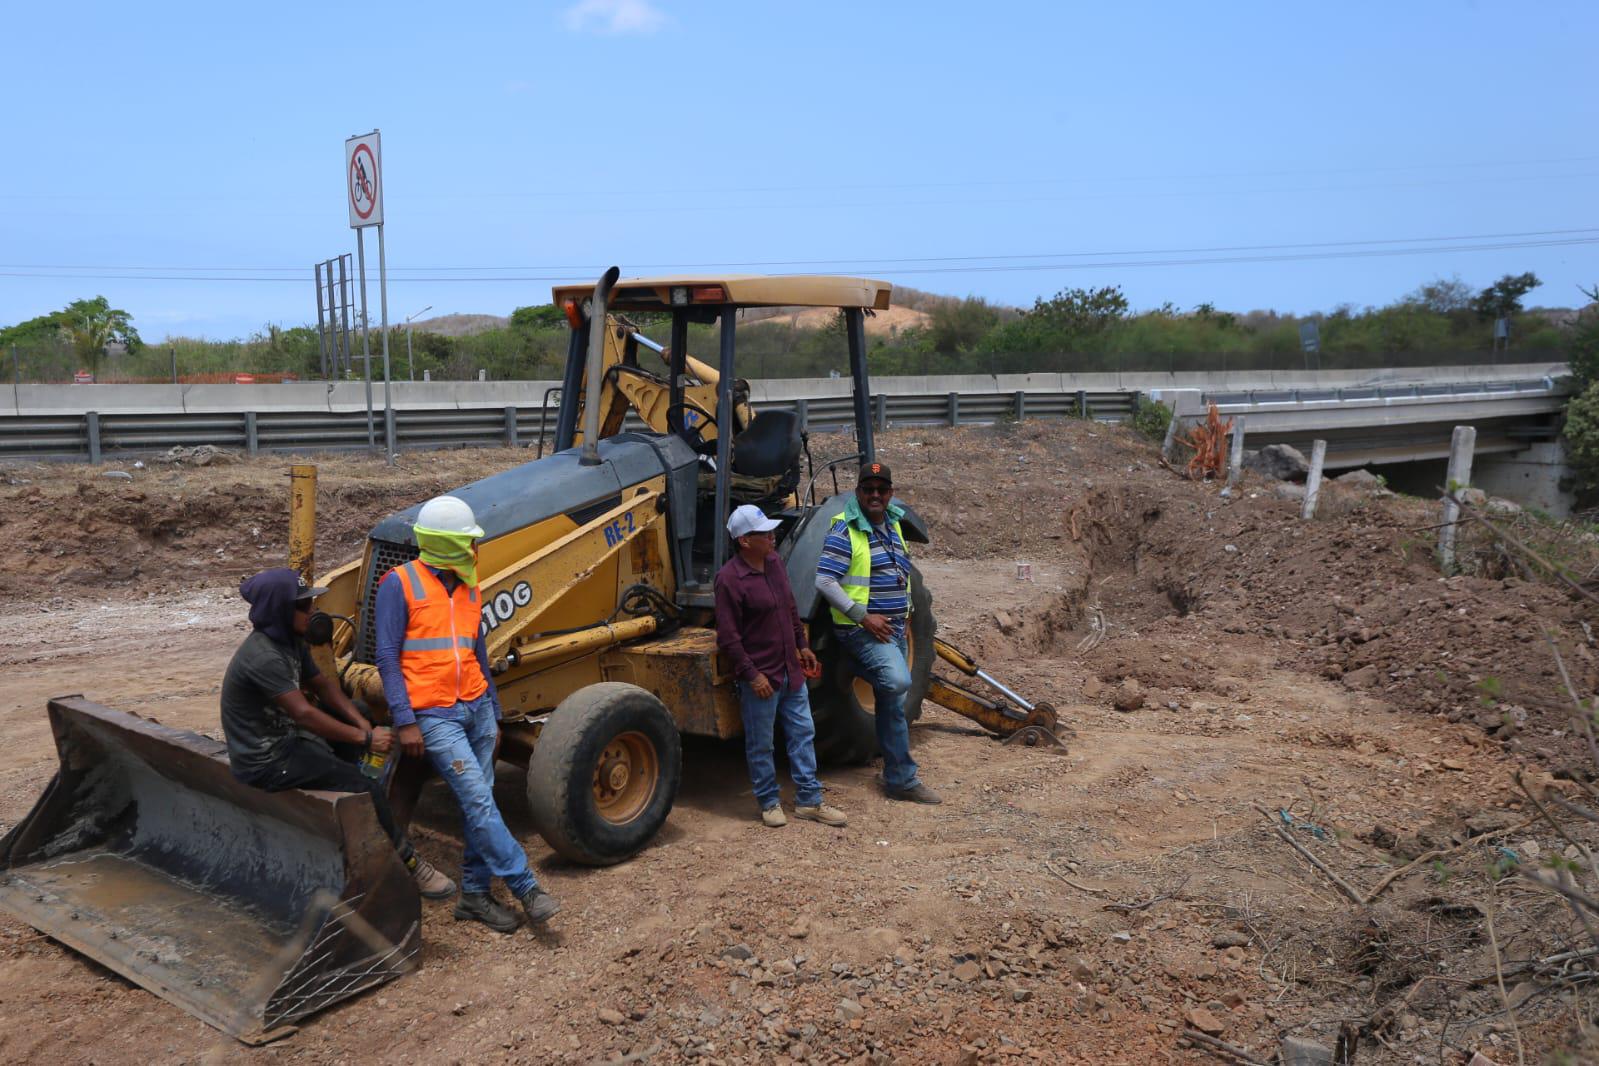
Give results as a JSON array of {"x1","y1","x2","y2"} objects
[
  {"x1": 814, "y1": 463, "x2": 942, "y2": 805},
  {"x1": 376, "y1": 495, "x2": 561, "y2": 933}
]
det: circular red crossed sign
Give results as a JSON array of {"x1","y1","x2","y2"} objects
[{"x1": 349, "y1": 143, "x2": 378, "y2": 220}]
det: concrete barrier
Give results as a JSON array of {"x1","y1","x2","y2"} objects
[{"x1": 6, "y1": 363, "x2": 1565, "y2": 418}]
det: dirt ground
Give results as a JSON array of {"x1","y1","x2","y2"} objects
[{"x1": 2, "y1": 421, "x2": 1598, "y2": 1065}]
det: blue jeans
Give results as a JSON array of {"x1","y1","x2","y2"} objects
[
  {"x1": 417, "y1": 694, "x2": 537, "y2": 899},
  {"x1": 738, "y1": 673, "x2": 824, "y2": 810},
  {"x1": 837, "y1": 628, "x2": 919, "y2": 792}
]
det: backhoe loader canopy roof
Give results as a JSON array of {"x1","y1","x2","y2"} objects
[{"x1": 551, "y1": 275, "x2": 892, "y2": 312}]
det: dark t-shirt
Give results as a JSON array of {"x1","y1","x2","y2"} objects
[{"x1": 220, "y1": 630, "x2": 321, "y2": 781}]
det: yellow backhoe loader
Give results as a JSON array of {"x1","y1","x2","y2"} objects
[{"x1": 0, "y1": 269, "x2": 1060, "y2": 1042}]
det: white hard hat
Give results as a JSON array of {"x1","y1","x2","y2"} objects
[{"x1": 415, "y1": 495, "x2": 484, "y2": 538}]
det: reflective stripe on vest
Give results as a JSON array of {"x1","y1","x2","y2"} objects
[
  {"x1": 828, "y1": 511, "x2": 907, "y2": 628},
  {"x1": 390, "y1": 560, "x2": 488, "y2": 709}
]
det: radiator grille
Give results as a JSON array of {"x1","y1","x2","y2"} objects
[{"x1": 355, "y1": 540, "x2": 420, "y2": 663}]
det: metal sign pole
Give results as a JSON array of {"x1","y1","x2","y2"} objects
[
  {"x1": 377, "y1": 222, "x2": 395, "y2": 463},
  {"x1": 356, "y1": 228, "x2": 375, "y2": 450}
]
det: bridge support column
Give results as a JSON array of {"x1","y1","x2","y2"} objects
[{"x1": 1474, "y1": 440, "x2": 1576, "y2": 517}]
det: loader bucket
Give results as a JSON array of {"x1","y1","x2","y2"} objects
[{"x1": 0, "y1": 697, "x2": 420, "y2": 1044}]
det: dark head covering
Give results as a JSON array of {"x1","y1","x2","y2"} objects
[{"x1": 239, "y1": 567, "x2": 306, "y2": 645}]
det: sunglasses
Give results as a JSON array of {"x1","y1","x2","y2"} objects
[{"x1": 858, "y1": 484, "x2": 893, "y2": 496}]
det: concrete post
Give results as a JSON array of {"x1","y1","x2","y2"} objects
[
  {"x1": 384, "y1": 406, "x2": 398, "y2": 457},
  {"x1": 1160, "y1": 407, "x2": 1183, "y2": 464},
  {"x1": 1438, "y1": 425, "x2": 1477, "y2": 571},
  {"x1": 244, "y1": 410, "x2": 259, "y2": 457},
  {"x1": 503, "y1": 406, "x2": 519, "y2": 448},
  {"x1": 1301, "y1": 439, "x2": 1328, "y2": 520},
  {"x1": 1076, "y1": 390, "x2": 1088, "y2": 418},
  {"x1": 86, "y1": 411, "x2": 101, "y2": 465},
  {"x1": 1014, "y1": 390, "x2": 1027, "y2": 422},
  {"x1": 948, "y1": 392, "x2": 960, "y2": 426},
  {"x1": 794, "y1": 398, "x2": 809, "y2": 433},
  {"x1": 1224, "y1": 416, "x2": 1246, "y2": 491},
  {"x1": 874, "y1": 394, "x2": 887, "y2": 433}
]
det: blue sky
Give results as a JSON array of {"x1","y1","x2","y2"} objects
[{"x1": 2, "y1": 0, "x2": 1595, "y2": 340}]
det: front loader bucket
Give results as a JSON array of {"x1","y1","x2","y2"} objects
[{"x1": 0, "y1": 697, "x2": 420, "y2": 1043}]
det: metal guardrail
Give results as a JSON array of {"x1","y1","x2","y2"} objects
[
  {"x1": 1205, "y1": 378, "x2": 1561, "y2": 407},
  {"x1": 0, "y1": 389, "x2": 1139, "y2": 463}
]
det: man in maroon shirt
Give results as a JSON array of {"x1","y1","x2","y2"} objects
[{"x1": 715, "y1": 504, "x2": 848, "y2": 829}]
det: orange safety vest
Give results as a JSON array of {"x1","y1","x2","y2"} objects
[{"x1": 387, "y1": 560, "x2": 488, "y2": 710}]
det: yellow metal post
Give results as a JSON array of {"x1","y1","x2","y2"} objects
[{"x1": 289, "y1": 465, "x2": 317, "y2": 581}]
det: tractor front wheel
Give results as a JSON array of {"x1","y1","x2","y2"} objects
[{"x1": 527, "y1": 682, "x2": 683, "y2": 866}]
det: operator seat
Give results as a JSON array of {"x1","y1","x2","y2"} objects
[{"x1": 731, "y1": 409, "x2": 802, "y2": 479}]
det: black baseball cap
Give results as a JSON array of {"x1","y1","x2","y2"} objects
[
  {"x1": 858, "y1": 461, "x2": 892, "y2": 486},
  {"x1": 295, "y1": 578, "x2": 329, "y2": 603}
]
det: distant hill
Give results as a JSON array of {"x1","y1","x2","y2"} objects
[{"x1": 412, "y1": 313, "x2": 509, "y2": 337}]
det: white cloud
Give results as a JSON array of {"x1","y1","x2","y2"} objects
[{"x1": 563, "y1": 0, "x2": 668, "y2": 35}]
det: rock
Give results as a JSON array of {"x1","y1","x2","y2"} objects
[
  {"x1": 1441, "y1": 757, "x2": 1466, "y2": 771},
  {"x1": 1279, "y1": 1036, "x2": 1334, "y2": 1066},
  {"x1": 1341, "y1": 665, "x2": 1380, "y2": 690},
  {"x1": 1081, "y1": 677, "x2": 1105, "y2": 699},
  {"x1": 597, "y1": 1007, "x2": 626, "y2": 1026},
  {"x1": 1466, "y1": 810, "x2": 1521, "y2": 836},
  {"x1": 1461, "y1": 487, "x2": 1488, "y2": 507},
  {"x1": 1010, "y1": 986, "x2": 1033, "y2": 1003},
  {"x1": 722, "y1": 944, "x2": 755, "y2": 960},
  {"x1": 1113, "y1": 678, "x2": 1143, "y2": 712},
  {"x1": 786, "y1": 918, "x2": 810, "y2": 939},
  {"x1": 836, "y1": 998, "x2": 865, "y2": 1022},
  {"x1": 1334, "y1": 469, "x2": 1380, "y2": 488},
  {"x1": 1272, "y1": 481, "x2": 1307, "y2": 501},
  {"x1": 101, "y1": 469, "x2": 133, "y2": 480},
  {"x1": 1185, "y1": 1005, "x2": 1226, "y2": 1035},
  {"x1": 1065, "y1": 956, "x2": 1094, "y2": 980},
  {"x1": 1211, "y1": 931, "x2": 1249, "y2": 949},
  {"x1": 1486, "y1": 496, "x2": 1523, "y2": 515},
  {"x1": 994, "y1": 610, "x2": 1016, "y2": 633},
  {"x1": 951, "y1": 960, "x2": 981, "y2": 982},
  {"x1": 1244, "y1": 443, "x2": 1310, "y2": 482}
]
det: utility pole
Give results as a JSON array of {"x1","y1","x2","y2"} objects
[{"x1": 404, "y1": 304, "x2": 432, "y2": 382}]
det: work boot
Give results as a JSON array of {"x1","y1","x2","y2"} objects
[
  {"x1": 794, "y1": 803, "x2": 848, "y2": 827},
  {"x1": 519, "y1": 888, "x2": 561, "y2": 926},
  {"x1": 407, "y1": 856, "x2": 456, "y2": 900},
  {"x1": 761, "y1": 805, "x2": 788, "y2": 828},
  {"x1": 885, "y1": 782, "x2": 943, "y2": 805},
  {"x1": 453, "y1": 892, "x2": 520, "y2": 934}
]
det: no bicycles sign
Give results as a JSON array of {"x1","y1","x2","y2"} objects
[{"x1": 345, "y1": 131, "x2": 383, "y2": 228}]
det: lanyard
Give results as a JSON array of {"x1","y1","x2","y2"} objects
[{"x1": 869, "y1": 524, "x2": 907, "y2": 588}]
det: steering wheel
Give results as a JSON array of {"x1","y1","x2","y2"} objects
[{"x1": 666, "y1": 400, "x2": 719, "y2": 451}]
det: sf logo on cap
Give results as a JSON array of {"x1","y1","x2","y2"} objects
[{"x1": 869, "y1": 464, "x2": 882, "y2": 475}]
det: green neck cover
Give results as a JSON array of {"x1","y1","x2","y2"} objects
[{"x1": 415, "y1": 527, "x2": 478, "y2": 586}]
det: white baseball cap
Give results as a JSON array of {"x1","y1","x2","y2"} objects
[{"x1": 727, "y1": 504, "x2": 781, "y2": 540}]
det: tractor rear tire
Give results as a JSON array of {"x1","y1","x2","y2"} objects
[
  {"x1": 807, "y1": 564, "x2": 936, "y2": 765},
  {"x1": 527, "y1": 682, "x2": 682, "y2": 866}
]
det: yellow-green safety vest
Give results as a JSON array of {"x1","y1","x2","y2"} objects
[{"x1": 828, "y1": 510, "x2": 909, "y2": 628}]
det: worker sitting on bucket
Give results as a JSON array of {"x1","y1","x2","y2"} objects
[
  {"x1": 221, "y1": 567, "x2": 456, "y2": 900},
  {"x1": 715, "y1": 504, "x2": 848, "y2": 830},
  {"x1": 815, "y1": 462, "x2": 941, "y2": 804},
  {"x1": 375, "y1": 495, "x2": 561, "y2": 934}
]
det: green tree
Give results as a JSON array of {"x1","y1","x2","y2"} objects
[
  {"x1": 1471, "y1": 272, "x2": 1542, "y2": 321},
  {"x1": 1405, "y1": 275, "x2": 1474, "y2": 315},
  {"x1": 927, "y1": 297, "x2": 1000, "y2": 354},
  {"x1": 65, "y1": 296, "x2": 141, "y2": 381},
  {"x1": 1563, "y1": 379, "x2": 1599, "y2": 496},
  {"x1": 509, "y1": 304, "x2": 567, "y2": 330}
]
